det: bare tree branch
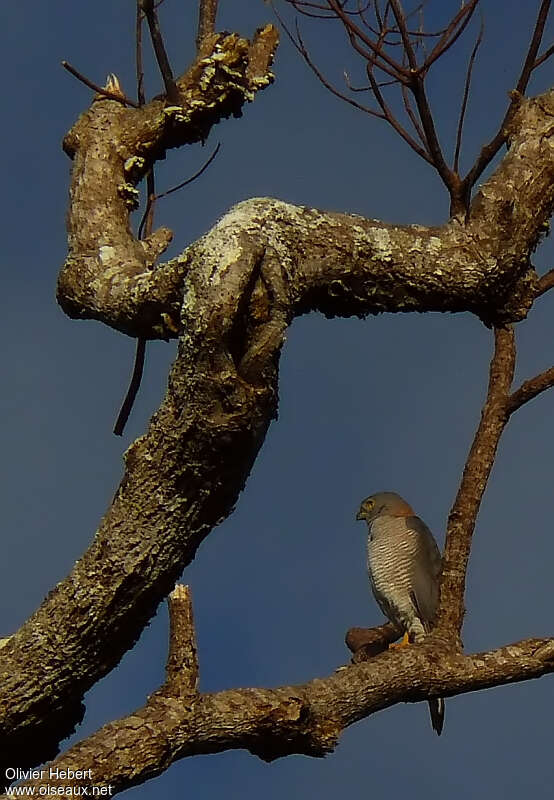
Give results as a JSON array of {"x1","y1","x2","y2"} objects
[
  {"x1": 421, "y1": 0, "x2": 480, "y2": 72},
  {"x1": 135, "y1": 3, "x2": 146, "y2": 105},
  {"x1": 156, "y1": 142, "x2": 221, "y2": 198},
  {"x1": 165, "y1": 585, "x2": 199, "y2": 693},
  {"x1": 435, "y1": 326, "x2": 514, "y2": 643},
  {"x1": 197, "y1": 0, "x2": 219, "y2": 51},
  {"x1": 536, "y1": 267, "x2": 554, "y2": 296},
  {"x1": 400, "y1": 74, "x2": 427, "y2": 146},
  {"x1": 410, "y1": 73, "x2": 460, "y2": 205},
  {"x1": 438, "y1": 317, "x2": 554, "y2": 641},
  {"x1": 365, "y1": 63, "x2": 433, "y2": 160},
  {"x1": 533, "y1": 42, "x2": 554, "y2": 69},
  {"x1": 280, "y1": 1, "x2": 483, "y2": 209},
  {"x1": 507, "y1": 366, "x2": 554, "y2": 414},
  {"x1": 140, "y1": 0, "x2": 180, "y2": 103},
  {"x1": 61, "y1": 61, "x2": 139, "y2": 107},
  {"x1": 56, "y1": 27, "x2": 279, "y2": 339},
  {"x1": 324, "y1": 0, "x2": 410, "y2": 80},
  {"x1": 7, "y1": 634, "x2": 554, "y2": 797},
  {"x1": 389, "y1": 0, "x2": 418, "y2": 70},
  {"x1": 113, "y1": 337, "x2": 147, "y2": 435},
  {"x1": 273, "y1": 7, "x2": 386, "y2": 117},
  {"x1": 462, "y1": 0, "x2": 552, "y2": 197},
  {"x1": 282, "y1": 0, "x2": 552, "y2": 213},
  {"x1": 453, "y1": 17, "x2": 483, "y2": 174},
  {"x1": 514, "y1": 0, "x2": 552, "y2": 96}
]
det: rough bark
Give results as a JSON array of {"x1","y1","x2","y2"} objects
[
  {"x1": 59, "y1": 88, "x2": 554, "y2": 339},
  {"x1": 1, "y1": 12, "x2": 553, "y2": 787},
  {"x1": 57, "y1": 25, "x2": 279, "y2": 337},
  {"x1": 6, "y1": 630, "x2": 554, "y2": 797}
]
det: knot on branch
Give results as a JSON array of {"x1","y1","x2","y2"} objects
[
  {"x1": 245, "y1": 694, "x2": 339, "y2": 761},
  {"x1": 478, "y1": 267, "x2": 539, "y2": 327}
]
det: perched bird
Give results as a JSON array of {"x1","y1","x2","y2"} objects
[{"x1": 356, "y1": 491, "x2": 444, "y2": 735}]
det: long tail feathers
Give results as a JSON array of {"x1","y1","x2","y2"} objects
[{"x1": 428, "y1": 697, "x2": 445, "y2": 736}]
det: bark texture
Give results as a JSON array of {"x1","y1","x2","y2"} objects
[
  {"x1": 6, "y1": 628, "x2": 554, "y2": 797},
  {"x1": 1, "y1": 14, "x2": 553, "y2": 792}
]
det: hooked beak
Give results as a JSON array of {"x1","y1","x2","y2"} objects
[{"x1": 356, "y1": 510, "x2": 365, "y2": 521}]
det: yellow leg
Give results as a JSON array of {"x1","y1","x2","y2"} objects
[{"x1": 389, "y1": 631, "x2": 410, "y2": 649}]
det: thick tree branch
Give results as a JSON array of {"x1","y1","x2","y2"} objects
[
  {"x1": 0, "y1": 234, "x2": 287, "y2": 772},
  {"x1": 57, "y1": 88, "x2": 554, "y2": 342},
  {"x1": 57, "y1": 26, "x2": 278, "y2": 338},
  {"x1": 6, "y1": 636, "x2": 554, "y2": 797}
]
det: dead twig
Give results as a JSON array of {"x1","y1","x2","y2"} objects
[
  {"x1": 113, "y1": 338, "x2": 147, "y2": 436},
  {"x1": 139, "y1": 0, "x2": 180, "y2": 103},
  {"x1": 276, "y1": 13, "x2": 386, "y2": 118},
  {"x1": 165, "y1": 585, "x2": 199, "y2": 693},
  {"x1": 156, "y1": 142, "x2": 221, "y2": 198},
  {"x1": 507, "y1": 367, "x2": 554, "y2": 414},
  {"x1": 453, "y1": 17, "x2": 484, "y2": 175},
  {"x1": 61, "y1": 61, "x2": 139, "y2": 107}
]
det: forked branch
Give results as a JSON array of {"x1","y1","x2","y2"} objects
[
  {"x1": 280, "y1": 1, "x2": 553, "y2": 214},
  {"x1": 436, "y1": 321, "x2": 554, "y2": 642},
  {"x1": 140, "y1": 0, "x2": 180, "y2": 102}
]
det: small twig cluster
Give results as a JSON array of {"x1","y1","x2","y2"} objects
[{"x1": 278, "y1": 0, "x2": 553, "y2": 215}]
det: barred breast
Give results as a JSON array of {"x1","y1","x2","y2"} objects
[{"x1": 366, "y1": 515, "x2": 420, "y2": 631}]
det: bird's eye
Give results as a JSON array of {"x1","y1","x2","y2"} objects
[{"x1": 365, "y1": 499, "x2": 375, "y2": 510}]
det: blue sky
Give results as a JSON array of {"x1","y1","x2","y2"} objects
[{"x1": 2, "y1": 1, "x2": 554, "y2": 797}]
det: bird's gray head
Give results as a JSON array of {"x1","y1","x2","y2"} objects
[{"x1": 356, "y1": 491, "x2": 414, "y2": 523}]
